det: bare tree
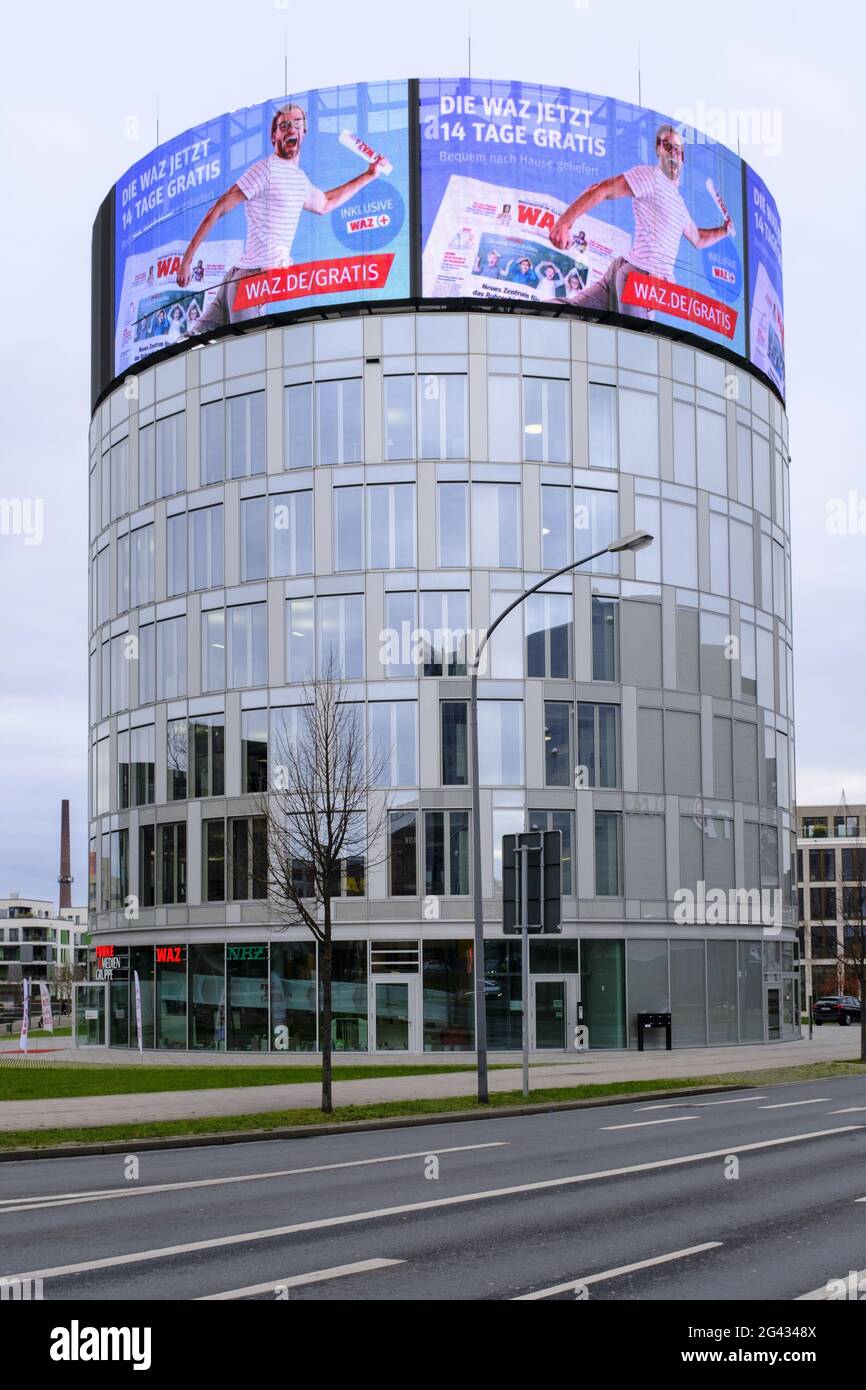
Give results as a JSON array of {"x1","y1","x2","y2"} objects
[
  {"x1": 837, "y1": 843, "x2": 866, "y2": 1062},
  {"x1": 255, "y1": 662, "x2": 390, "y2": 1113}
]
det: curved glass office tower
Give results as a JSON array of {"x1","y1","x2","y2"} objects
[{"x1": 88, "y1": 307, "x2": 798, "y2": 1051}]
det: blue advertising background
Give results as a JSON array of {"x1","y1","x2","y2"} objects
[
  {"x1": 745, "y1": 167, "x2": 785, "y2": 399},
  {"x1": 420, "y1": 78, "x2": 747, "y2": 359},
  {"x1": 113, "y1": 81, "x2": 409, "y2": 375}
]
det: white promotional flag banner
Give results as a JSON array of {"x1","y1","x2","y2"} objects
[
  {"x1": 133, "y1": 970, "x2": 143, "y2": 1054},
  {"x1": 38, "y1": 982, "x2": 54, "y2": 1034},
  {"x1": 19, "y1": 978, "x2": 30, "y2": 1052}
]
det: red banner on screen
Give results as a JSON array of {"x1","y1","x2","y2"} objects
[
  {"x1": 232, "y1": 254, "x2": 395, "y2": 312},
  {"x1": 621, "y1": 272, "x2": 738, "y2": 340}
]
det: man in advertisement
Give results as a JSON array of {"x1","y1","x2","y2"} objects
[
  {"x1": 549, "y1": 123, "x2": 734, "y2": 319},
  {"x1": 176, "y1": 103, "x2": 386, "y2": 330}
]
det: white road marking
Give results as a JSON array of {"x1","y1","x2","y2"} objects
[
  {"x1": 513, "y1": 1242, "x2": 723, "y2": 1300},
  {"x1": 829, "y1": 1107, "x2": 866, "y2": 1115},
  {"x1": 197, "y1": 1257, "x2": 404, "y2": 1300},
  {"x1": 635, "y1": 1103, "x2": 692, "y2": 1111},
  {"x1": 0, "y1": 1141, "x2": 507, "y2": 1216},
  {"x1": 759, "y1": 1099, "x2": 830, "y2": 1110},
  {"x1": 7, "y1": 1126, "x2": 861, "y2": 1284},
  {"x1": 691, "y1": 1096, "x2": 768, "y2": 1107},
  {"x1": 602, "y1": 1118, "x2": 699, "y2": 1130},
  {"x1": 796, "y1": 1266, "x2": 866, "y2": 1300}
]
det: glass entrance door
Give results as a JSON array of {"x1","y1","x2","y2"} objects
[
  {"x1": 74, "y1": 984, "x2": 107, "y2": 1046},
  {"x1": 767, "y1": 986, "x2": 781, "y2": 1041},
  {"x1": 533, "y1": 979, "x2": 568, "y2": 1050},
  {"x1": 372, "y1": 976, "x2": 419, "y2": 1052}
]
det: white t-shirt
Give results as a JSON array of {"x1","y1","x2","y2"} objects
[
  {"x1": 623, "y1": 165, "x2": 698, "y2": 280},
  {"x1": 235, "y1": 155, "x2": 328, "y2": 268}
]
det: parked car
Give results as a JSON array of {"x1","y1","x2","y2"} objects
[{"x1": 812, "y1": 995, "x2": 862, "y2": 1026}]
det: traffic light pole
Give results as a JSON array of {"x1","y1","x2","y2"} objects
[
  {"x1": 469, "y1": 541, "x2": 639, "y2": 1105},
  {"x1": 521, "y1": 844, "x2": 530, "y2": 1099}
]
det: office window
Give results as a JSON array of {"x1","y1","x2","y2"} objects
[
  {"x1": 271, "y1": 492, "x2": 312, "y2": 576},
  {"x1": 139, "y1": 622, "x2": 155, "y2": 703},
  {"x1": 201, "y1": 610, "x2": 225, "y2": 692},
  {"x1": 595, "y1": 811, "x2": 622, "y2": 896},
  {"x1": 369, "y1": 702, "x2": 417, "y2": 786},
  {"x1": 528, "y1": 810, "x2": 574, "y2": 896},
  {"x1": 228, "y1": 391, "x2": 266, "y2": 478},
  {"x1": 116, "y1": 533, "x2": 130, "y2": 615},
  {"x1": 156, "y1": 413, "x2": 185, "y2": 497},
  {"x1": 709, "y1": 512, "x2": 729, "y2": 597},
  {"x1": 191, "y1": 715, "x2": 225, "y2": 798},
  {"x1": 424, "y1": 811, "x2": 470, "y2": 896},
  {"x1": 158, "y1": 822, "x2": 187, "y2": 905},
  {"x1": 157, "y1": 615, "x2": 186, "y2": 699},
  {"x1": 619, "y1": 388, "x2": 659, "y2": 477},
  {"x1": 441, "y1": 701, "x2": 468, "y2": 785},
  {"x1": 673, "y1": 401, "x2": 697, "y2": 486},
  {"x1": 334, "y1": 486, "x2": 363, "y2": 571},
  {"x1": 577, "y1": 703, "x2": 619, "y2": 788},
  {"x1": 811, "y1": 923, "x2": 837, "y2": 957},
  {"x1": 317, "y1": 378, "x2": 362, "y2": 465},
  {"x1": 110, "y1": 634, "x2": 129, "y2": 712},
  {"x1": 471, "y1": 483, "x2": 520, "y2": 567},
  {"x1": 526, "y1": 592, "x2": 571, "y2": 678},
  {"x1": 110, "y1": 439, "x2": 129, "y2": 519},
  {"x1": 241, "y1": 497, "x2": 267, "y2": 581},
  {"x1": 662, "y1": 499, "x2": 698, "y2": 587},
  {"x1": 802, "y1": 816, "x2": 828, "y2": 839},
  {"x1": 117, "y1": 730, "x2": 130, "y2": 810},
  {"x1": 229, "y1": 816, "x2": 268, "y2": 900},
  {"x1": 284, "y1": 383, "x2": 313, "y2": 470},
  {"x1": 389, "y1": 811, "x2": 418, "y2": 896},
  {"x1": 95, "y1": 548, "x2": 109, "y2": 626},
  {"x1": 842, "y1": 847, "x2": 866, "y2": 879},
  {"x1": 541, "y1": 485, "x2": 570, "y2": 569},
  {"x1": 810, "y1": 847, "x2": 835, "y2": 881},
  {"x1": 574, "y1": 487, "x2": 617, "y2": 574},
  {"x1": 384, "y1": 591, "x2": 417, "y2": 677},
  {"x1": 202, "y1": 820, "x2": 226, "y2": 902},
  {"x1": 420, "y1": 591, "x2": 469, "y2": 676},
  {"x1": 544, "y1": 701, "x2": 574, "y2": 787},
  {"x1": 286, "y1": 597, "x2": 315, "y2": 683},
  {"x1": 95, "y1": 736, "x2": 110, "y2": 816},
  {"x1": 479, "y1": 701, "x2": 523, "y2": 784},
  {"x1": 810, "y1": 887, "x2": 837, "y2": 921},
  {"x1": 242, "y1": 710, "x2": 269, "y2": 793},
  {"x1": 201, "y1": 400, "x2": 226, "y2": 484},
  {"x1": 166, "y1": 512, "x2": 187, "y2": 596},
  {"x1": 139, "y1": 423, "x2": 155, "y2": 503},
  {"x1": 130, "y1": 523, "x2": 154, "y2": 606},
  {"x1": 189, "y1": 504, "x2": 223, "y2": 589},
  {"x1": 167, "y1": 718, "x2": 187, "y2": 801},
  {"x1": 367, "y1": 483, "x2": 416, "y2": 569},
  {"x1": 700, "y1": 610, "x2": 731, "y2": 698},
  {"x1": 523, "y1": 376, "x2": 569, "y2": 464},
  {"x1": 588, "y1": 382, "x2": 617, "y2": 469},
  {"x1": 319, "y1": 594, "x2": 364, "y2": 679},
  {"x1": 697, "y1": 407, "x2": 727, "y2": 494},
  {"x1": 488, "y1": 376, "x2": 520, "y2": 463},
  {"x1": 384, "y1": 375, "x2": 414, "y2": 459},
  {"x1": 836, "y1": 816, "x2": 860, "y2": 840},
  {"x1": 418, "y1": 374, "x2": 467, "y2": 459},
  {"x1": 101, "y1": 638, "x2": 110, "y2": 718},
  {"x1": 592, "y1": 595, "x2": 619, "y2": 681},
  {"x1": 138, "y1": 825, "x2": 155, "y2": 907},
  {"x1": 437, "y1": 482, "x2": 469, "y2": 567},
  {"x1": 228, "y1": 603, "x2": 267, "y2": 687},
  {"x1": 110, "y1": 828, "x2": 129, "y2": 909}
]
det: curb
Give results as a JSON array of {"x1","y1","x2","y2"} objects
[{"x1": 0, "y1": 1082, "x2": 749, "y2": 1161}]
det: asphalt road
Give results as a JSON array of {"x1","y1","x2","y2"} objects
[{"x1": 3, "y1": 1074, "x2": 866, "y2": 1301}]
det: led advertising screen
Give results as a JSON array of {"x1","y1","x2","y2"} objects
[
  {"x1": 420, "y1": 79, "x2": 747, "y2": 360},
  {"x1": 114, "y1": 81, "x2": 410, "y2": 377},
  {"x1": 746, "y1": 168, "x2": 785, "y2": 398}
]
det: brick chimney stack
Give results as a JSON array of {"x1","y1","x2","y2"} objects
[{"x1": 58, "y1": 799, "x2": 73, "y2": 909}]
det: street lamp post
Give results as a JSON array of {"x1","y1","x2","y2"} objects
[{"x1": 470, "y1": 530, "x2": 653, "y2": 1103}]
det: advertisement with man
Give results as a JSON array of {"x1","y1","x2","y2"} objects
[
  {"x1": 114, "y1": 81, "x2": 410, "y2": 376},
  {"x1": 745, "y1": 167, "x2": 785, "y2": 399},
  {"x1": 420, "y1": 79, "x2": 746, "y2": 358}
]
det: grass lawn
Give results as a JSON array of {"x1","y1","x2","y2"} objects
[
  {"x1": 0, "y1": 1062, "x2": 502, "y2": 1103},
  {"x1": 1, "y1": 1060, "x2": 863, "y2": 1152}
]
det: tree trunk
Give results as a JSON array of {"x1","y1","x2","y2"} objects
[{"x1": 321, "y1": 907, "x2": 333, "y2": 1114}]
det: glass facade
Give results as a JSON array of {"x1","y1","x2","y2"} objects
[{"x1": 89, "y1": 309, "x2": 795, "y2": 1053}]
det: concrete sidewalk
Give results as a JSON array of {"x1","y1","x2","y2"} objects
[{"x1": 0, "y1": 1031, "x2": 861, "y2": 1132}]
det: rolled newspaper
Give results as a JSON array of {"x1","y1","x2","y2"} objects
[{"x1": 339, "y1": 129, "x2": 393, "y2": 176}]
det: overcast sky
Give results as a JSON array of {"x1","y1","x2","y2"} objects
[{"x1": 0, "y1": 0, "x2": 863, "y2": 904}]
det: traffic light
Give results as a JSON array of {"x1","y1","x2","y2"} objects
[{"x1": 502, "y1": 830, "x2": 562, "y2": 934}]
